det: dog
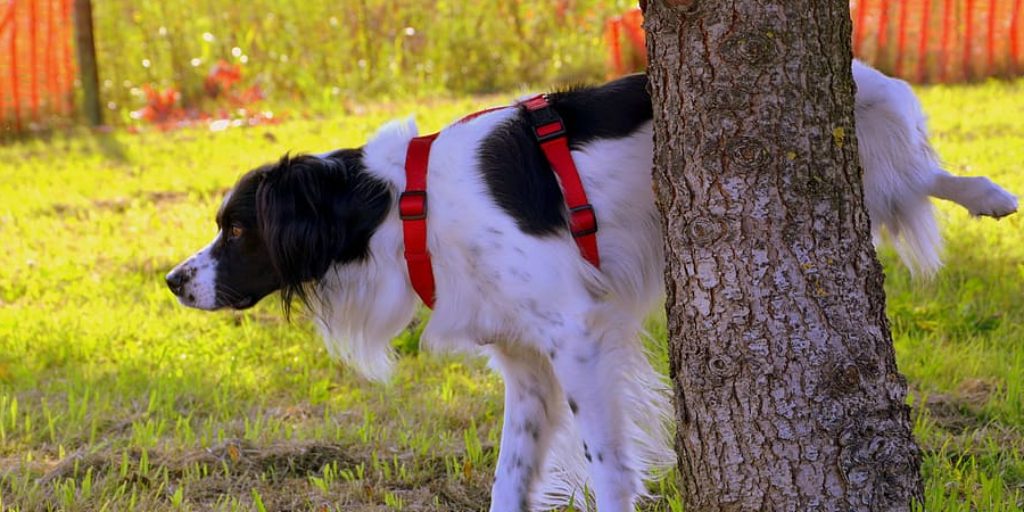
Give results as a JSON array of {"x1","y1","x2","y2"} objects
[{"x1": 166, "y1": 61, "x2": 1017, "y2": 511}]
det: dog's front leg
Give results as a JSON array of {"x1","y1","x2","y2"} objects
[{"x1": 488, "y1": 343, "x2": 564, "y2": 512}]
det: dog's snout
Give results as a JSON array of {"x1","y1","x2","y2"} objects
[{"x1": 165, "y1": 268, "x2": 188, "y2": 296}]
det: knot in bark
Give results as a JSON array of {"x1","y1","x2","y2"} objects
[
  {"x1": 659, "y1": 0, "x2": 701, "y2": 22},
  {"x1": 720, "y1": 31, "x2": 777, "y2": 67},
  {"x1": 709, "y1": 85, "x2": 753, "y2": 112},
  {"x1": 838, "y1": 413, "x2": 921, "y2": 506},
  {"x1": 706, "y1": 353, "x2": 739, "y2": 381},
  {"x1": 685, "y1": 216, "x2": 727, "y2": 246},
  {"x1": 725, "y1": 137, "x2": 771, "y2": 170},
  {"x1": 852, "y1": 350, "x2": 880, "y2": 382},
  {"x1": 820, "y1": 362, "x2": 862, "y2": 397}
]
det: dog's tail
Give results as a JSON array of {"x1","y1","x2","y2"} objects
[
  {"x1": 853, "y1": 61, "x2": 944, "y2": 277},
  {"x1": 882, "y1": 187, "x2": 944, "y2": 279}
]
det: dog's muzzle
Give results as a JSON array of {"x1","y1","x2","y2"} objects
[
  {"x1": 165, "y1": 243, "x2": 221, "y2": 310},
  {"x1": 165, "y1": 267, "x2": 189, "y2": 298},
  {"x1": 165, "y1": 264, "x2": 203, "y2": 307}
]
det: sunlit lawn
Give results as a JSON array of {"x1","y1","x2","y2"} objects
[{"x1": 1, "y1": 82, "x2": 1023, "y2": 510}]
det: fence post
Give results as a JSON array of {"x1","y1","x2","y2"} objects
[
  {"x1": 10, "y1": 2, "x2": 22, "y2": 132},
  {"x1": 965, "y1": 0, "x2": 975, "y2": 80},
  {"x1": 940, "y1": 0, "x2": 953, "y2": 81},
  {"x1": 987, "y1": 0, "x2": 997, "y2": 75},
  {"x1": 854, "y1": 0, "x2": 870, "y2": 57},
  {"x1": 917, "y1": 0, "x2": 932, "y2": 82},
  {"x1": 1013, "y1": 0, "x2": 1023, "y2": 74},
  {"x1": 73, "y1": 0, "x2": 101, "y2": 126},
  {"x1": 895, "y1": 0, "x2": 910, "y2": 76}
]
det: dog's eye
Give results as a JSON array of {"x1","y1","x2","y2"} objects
[{"x1": 229, "y1": 225, "x2": 244, "y2": 239}]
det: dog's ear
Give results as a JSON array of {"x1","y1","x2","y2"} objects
[{"x1": 255, "y1": 153, "x2": 390, "y2": 309}]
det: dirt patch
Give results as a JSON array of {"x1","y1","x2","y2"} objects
[
  {"x1": 32, "y1": 440, "x2": 359, "y2": 485},
  {"x1": 49, "y1": 188, "x2": 230, "y2": 218},
  {"x1": 145, "y1": 190, "x2": 196, "y2": 206},
  {"x1": 956, "y1": 378, "x2": 997, "y2": 406},
  {"x1": 912, "y1": 379, "x2": 1000, "y2": 435},
  {"x1": 919, "y1": 392, "x2": 986, "y2": 434},
  {"x1": 5, "y1": 439, "x2": 493, "y2": 511}
]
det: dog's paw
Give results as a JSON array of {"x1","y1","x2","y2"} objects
[{"x1": 968, "y1": 179, "x2": 1018, "y2": 219}]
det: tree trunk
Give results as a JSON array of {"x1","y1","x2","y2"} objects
[
  {"x1": 73, "y1": 0, "x2": 102, "y2": 126},
  {"x1": 644, "y1": 1, "x2": 924, "y2": 510}
]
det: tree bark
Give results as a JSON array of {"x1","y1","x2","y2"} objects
[{"x1": 644, "y1": 1, "x2": 924, "y2": 510}]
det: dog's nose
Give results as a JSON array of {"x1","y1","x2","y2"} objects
[{"x1": 165, "y1": 269, "x2": 188, "y2": 296}]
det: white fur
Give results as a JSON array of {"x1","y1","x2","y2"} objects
[
  {"x1": 930, "y1": 173, "x2": 1018, "y2": 218},
  {"x1": 309, "y1": 214, "x2": 418, "y2": 382},
  {"x1": 168, "y1": 236, "x2": 220, "y2": 310}
]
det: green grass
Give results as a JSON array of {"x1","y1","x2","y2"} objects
[{"x1": 1, "y1": 81, "x2": 1024, "y2": 510}]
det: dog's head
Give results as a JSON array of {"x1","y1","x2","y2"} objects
[{"x1": 165, "y1": 150, "x2": 392, "y2": 312}]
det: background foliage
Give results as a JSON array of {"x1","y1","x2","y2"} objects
[{"x1": 92, "y1": 0, "x2": 633, "y2": 121}]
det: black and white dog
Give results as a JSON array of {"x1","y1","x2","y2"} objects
[{"x1": 166, "y1": 62, "x2": 1017, "y2": 511}]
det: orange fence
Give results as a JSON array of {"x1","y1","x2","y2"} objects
[
  {"x1": 605, "y1": 8, "x2": 647, "y2": 80},
  {"x1": 853, "y1": 0, "x2": 1024, "y2": 81},
  {"x1": 0, "y1": 0, "x2": 75, "y2": 134},
  {"x1": 609, "y1": 1, "x2": 1024, "y2": 83}
]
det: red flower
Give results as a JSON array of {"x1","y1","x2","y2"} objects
[
  {"x1": 134, "y1": 85, "x2": 184, "y2": 126},
  {"x1": 204, "y1": 60, "x2": 243, "y2": 98}
]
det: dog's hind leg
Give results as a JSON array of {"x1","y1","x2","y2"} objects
[
  {"x1": 853, "y1": 60, "x2": 1019, "y2": 276},
  {"x1": 929, "y1": 171, "x2": 1018, "y2": 219},
  {"x1": 541, "y1": 312, "x2": 647, "y2": 512},
  {"x1": 488, "y1": 343, "x2": 566, "y2": 512}
]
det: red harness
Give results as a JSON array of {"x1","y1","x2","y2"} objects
[{"x1": 400, "y1": 95, "x2": 599, "y2": 308}]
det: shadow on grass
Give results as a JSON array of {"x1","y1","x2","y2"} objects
[{"x1": 90, "y1": 132, "x2": 129, "y2": 164}]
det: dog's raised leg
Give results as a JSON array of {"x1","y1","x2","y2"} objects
[
  {"x1": 488, "y1": 343, "x2": 564, "y2": 511},
  {"x1": 930, "y1": 171, "x2": 1018, "y2": 218}
]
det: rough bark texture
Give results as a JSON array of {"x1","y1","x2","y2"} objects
[{"x1": 644, "y1": 1, "x2": 924, "y2": 510}]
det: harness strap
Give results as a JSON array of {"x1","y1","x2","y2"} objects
[
  {"x1": 401, "y1": 97, "x2": 600, "y2": 309},
  {"x1": 521, "y1": 95, "x2": 600, "y2": 268},
  {"x1": 400, "y1": 133, "x2": 439, "y2": 309}
]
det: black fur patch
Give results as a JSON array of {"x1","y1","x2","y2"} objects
[
  {"x1": 476, "y1": 74, "x2": 651, "y2": 235},
  {"x1": 547, "y1": 73, "x2": 653, "y2": 150},
  {"x1": 215, "y1": 149, "x2": 391, "y2": 312}
]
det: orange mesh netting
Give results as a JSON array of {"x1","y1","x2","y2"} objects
[
  {"x1": 608, "y1": 1, "x2": 1024, "y2": 83},
  {"x1": 0, "y1": 0, "x2": 75, "y2": 133}
]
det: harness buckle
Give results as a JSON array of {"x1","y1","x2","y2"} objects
[
  {"x1": 569, "y1": 204, "x2": 598, "y2": 237},
  {"x1": 523, "y1": 96, "x2": 567, "y2": 143},
  {"x1": 399, "y1": 191, "x2": 428, "y2": 221},
  {"x1": 534, "y1": 121, "x2": 566, "y2": 143}
]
